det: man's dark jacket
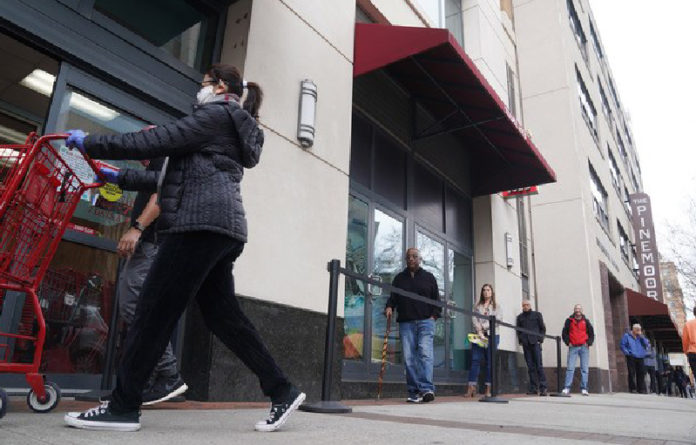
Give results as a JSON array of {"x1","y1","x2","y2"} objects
[
  {"x1": 516, "y1": 310, "x2": 546, "y2": 345},
  {"x1": 561, "y1": 314, "x2": 595, "y2": 346},
  {"x1": 83, "y1": 96, "x2": 263, "y2": 242},
  {"x1": 386, "y1": 267, "x2": 441, "y2": 322}
]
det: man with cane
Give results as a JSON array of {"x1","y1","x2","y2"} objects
[{"x1": 385, "y1": 248, "x2": 441, "y2": 403}]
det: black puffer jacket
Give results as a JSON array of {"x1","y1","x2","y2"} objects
[{"x1": 83, "y1": 96, "x2": 263, "y2": 242}]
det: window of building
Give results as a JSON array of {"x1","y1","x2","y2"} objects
[
  {"x1": 93, "y1": 0, "x2": 220, "y2": 71},
  {"x1": 608, "y1": 76, "x2": 620, "y2": 109},
  {"x1": 598, "y1": 81, "x2": 610, "y2": 118},
  {"x1": 414, "y1": 0, "x2": 464, "y2": 48},
  {"x1": 618, "y1": 221, "x2": 630, "y2": 263},
  {"x1": 623, "y1": 185, "x2": 632, "y2": 216},
  {"x1": 616, "y1": 129, "x2": 627, "y2": 159},
  {"x1": 631, "y1": 171, "x2": 640, "y2": 192},
  {"x1": 608, "y1": 149, "x2": 621, "y2": 193},
  {"x1": 589, "y1": 164, "x2": 609, "y2": 230},
  {"x1": 589, "y1": 21, "x2": 603, "y2": 61},
  {"x1": 567, "y1": 0, "x2": 588, "y2": 61},
  {"x1": 506, "y1": 63, "x2": 517, "y2": 119},
  {"x1": 576, "y1": 68, "x2": 598, "y2": 142},
  {"x1": 517, "y1": 197, "x2": 529, "y2": 279}
]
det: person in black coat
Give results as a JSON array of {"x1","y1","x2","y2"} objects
[
  {"x1": 516, "y1": 299, "x2": 548, "y2": 396},
  {"x1": 63, "y1": 64, "x2": 304, "y2": 433}
]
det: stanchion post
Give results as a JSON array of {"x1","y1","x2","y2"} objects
[
  {"x1": 550, "y1": 335, "x2": 570, "y2": 397},
  {"x1": 299, "y1": 259, "x2": 352, "y2": 413},
  {"x1": 479, "y1": 315, "x2": 508, "y2": 403}
]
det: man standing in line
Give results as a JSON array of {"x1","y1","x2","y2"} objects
[
  {"x1": 109, "y1": 157, "x2": 187, "y2": 405},
  {"x1": 516, "y1": 299, "x2": 548, "y2": 396},
  {"x1": 385, "y1": 248, "x2": 441, "y2": 403},
  {"x1": 620, "y1": 324, "x2": 650, "y2": 394},
  {"x1": 682, "y1": 307, "x2": 696, "y2": 384},
  {"x1": 561, "y1": 304, "x2": 594, "y2": 396}
]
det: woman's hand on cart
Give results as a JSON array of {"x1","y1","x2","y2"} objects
[
  {"x1": 97, "y1": 167, "x2": 119, "y2": 184},
  {"x1": 65, "y1": 129, "x2": 86, "y2": 153}
]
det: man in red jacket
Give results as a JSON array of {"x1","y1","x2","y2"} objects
[{"x1": 561, "y1": 304, "x2": 595, "y2": 396}]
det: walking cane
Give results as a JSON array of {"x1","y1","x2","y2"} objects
[{"x1": 377, "y1": 312, "x2": 392, "y2": 400}]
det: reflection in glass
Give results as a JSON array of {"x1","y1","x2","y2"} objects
[
  {"x1": 54, "y1": 88, "x2": 148, "y2": 244},
  {"x1": 417, "y1": 231, "x2": 445, "y2": 368},
  {"x1": 449, "y1": 250, "x2": 473, "y2": 371},
  {"x1": 344, "y1": 197, "x2": 368, "y2": 360},
  {"x1": 37, "y1": 241, "x2": 119, "y2": 374},
  {"x1": 94, "y1": 0, "x2": 218, "y2": 70},
  {"x1": 371, "y1": 209, "x2": 403, "y2": 364}
]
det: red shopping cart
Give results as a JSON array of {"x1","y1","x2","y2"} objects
[{"x1": 0, "y1": 133, "x2": 103, "y2": 416}]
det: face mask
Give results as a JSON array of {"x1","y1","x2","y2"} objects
[{"x1": 196, "y1": 85, "x2": 216, "y2": 104}]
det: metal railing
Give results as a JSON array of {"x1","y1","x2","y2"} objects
[{"x1": 300, "y1": 259, "x2": 566, "y2": 413}]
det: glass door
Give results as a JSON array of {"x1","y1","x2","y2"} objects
[
  {"x1": 370, "y1": 208, "x2": 404, "y2": 367},
  {"x1": 416, "y1": 229, "x2": 446, "y2": 371},
  {"x1": 36, "y1": 64, "x2": 173, "y2": 390},
  {"x1": 448, "y1": 249, "x2": 473, "y2": 373}
]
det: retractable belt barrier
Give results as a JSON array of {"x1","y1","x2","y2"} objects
[{"x1": 300, "y1": 259, "x2": 564, "y2": 413}]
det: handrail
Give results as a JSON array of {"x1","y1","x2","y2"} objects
[{"x1": 304, "y1": 259, "x2": 565, "y2": 412}]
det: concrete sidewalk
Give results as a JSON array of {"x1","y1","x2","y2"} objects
[{"x1": 1, "y1": 393, "x2": 695, "y2": 444}]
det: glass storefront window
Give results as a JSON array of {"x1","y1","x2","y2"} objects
[
  {"x1": 371, "y1": 209, "x2": 403, "y2": 364},
  {"x1": 94, "y1": 0, "x2": 218, "y2": 71},
  {"x1": 416, "y1": 230, "x2": 446, "y2": 369},
  {"x1": 53, "y1": 87, "x2": 148, "y2": 243},
  {"x1": 448, "y1": 250, "x2": 472, "y2": 371},
  {"x1": 344, "y1": 197, "x2": 368, "y2": 360}
]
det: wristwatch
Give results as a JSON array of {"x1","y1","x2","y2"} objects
[{"x1": 133, "y1": 221, "x2": 146, "y2": 232}]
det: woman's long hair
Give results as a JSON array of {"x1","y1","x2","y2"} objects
[
  {"x1": 206, "y1": 64, "x2": 263, "y2": 118},
  {"x1": 476, "y1": 283, "x2": 496, "y2": 309}
]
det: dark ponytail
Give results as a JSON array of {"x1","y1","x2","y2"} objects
[
  {"x1": 206, "y1": 63, "x2": 263, "y2": 118},
  {"x1": 243, "y1": 82, "x2": 263, "y2": 119}
]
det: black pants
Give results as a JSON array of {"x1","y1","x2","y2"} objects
[
  {"x1": 111, "y1": 232, "x2": 290, "y2": 412},
  {"x1": 116, "y1": 240, "x2": 178, "y2": 381},
  {"x1": 689, "y1": 353, "x2": 696, "y2": 384},
  {"x1": 626, "y1": 356, "x2": 646, "y2": 393},
  {"x1": 522, "y1": 343, "x2": 547, "y2": 392}
]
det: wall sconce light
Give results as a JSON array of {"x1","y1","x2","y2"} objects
[
  {"x1": 297, "y1": 79, "x2": 317, "y2": 148},
  {"x1": 505, "y1": 232, "x2": 514, "y2": 269}
]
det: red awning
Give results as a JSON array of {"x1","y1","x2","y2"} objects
[
  {"x1": 354, "y1": 23, "x2": 556, "y2": 196},
  {"x1": 626, "y1": 288, "x2": 669, "y2": 316},
  {"x1": 626, "y1": 288, "x2": 682, "y2": 352}
]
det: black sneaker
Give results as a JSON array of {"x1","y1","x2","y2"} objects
[
  {"x1": 142, "y1": 374, "x2": 188, "y2": 406},
  {"x1": 421, "y1": 391, "x2": 435, "y2": 403},
  {"x1": 255, "y1": 387, "x2": 306, "y2": 432},
  {"x1": 64, "y1": 402, "x2": 140, "y2": 432}
]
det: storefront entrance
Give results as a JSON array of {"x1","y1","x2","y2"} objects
[
  {"x1": 0, "y1": 31, "x2": 176, "y2": 392},
  {"x1": 343, "y1": 112, "x2": 475, "y2": 384}
]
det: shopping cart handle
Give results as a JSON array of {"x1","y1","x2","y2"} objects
[{"x1": 39, "y1": 133, "x2": 105, "y2": 189}]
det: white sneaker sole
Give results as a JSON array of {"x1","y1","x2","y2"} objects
[
  {"x1": 254, "y1": 392, "x2": 306, "y2": 432},
  {"x1": 142, "y1": 383, "x2": 188, "y2": 406},
  {"x1": 64, "y1": 413, "x2": 141, "y2": 432}
]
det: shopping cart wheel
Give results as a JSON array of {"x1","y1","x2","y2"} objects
[
  {"x1": 0, "y1": 388, "x2": 7, "y2": 418},
  {"x1": 26, "y1": 382, "x2": 61, "y2": 413}
]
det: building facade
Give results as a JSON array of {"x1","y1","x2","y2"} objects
[
  {"x1": 661, "y1": 261, "x2": 688, "y2": 335},
  {"x1": 0, "y1": 0, "x2": 556, "y2": 401},
  {"x1": 514, "y1": 0, "x2": 680, "y2": 393}
]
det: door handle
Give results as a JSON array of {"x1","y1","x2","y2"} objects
[{"x1": 368, "y1": 274, "x2": 382, "y2": 302}]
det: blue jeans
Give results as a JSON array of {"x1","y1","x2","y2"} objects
[
  {"x1": 564, "y1": 345, "x2": 589, "y2": 390},
  {"x1": 468, "y1": 335, "x2": 500, "y2": 384},
  {"x1": 399, "y1": 319, "x2": 435, "y2": 396}
]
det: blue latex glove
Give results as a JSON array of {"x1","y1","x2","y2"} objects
[
  {"x1": 66, "y1": 129, "x2": 86, "y2": 153},
  {"x1": 98, "y1": 167, "x2": 119, "y2": 184}
]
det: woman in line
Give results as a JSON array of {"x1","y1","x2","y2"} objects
[
  {"x1": 466, "y1": 284, "x2": 501, "y2": 398},
  {"x1": 63, "y1": 64, "x2": 304, "y2": 433}
]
